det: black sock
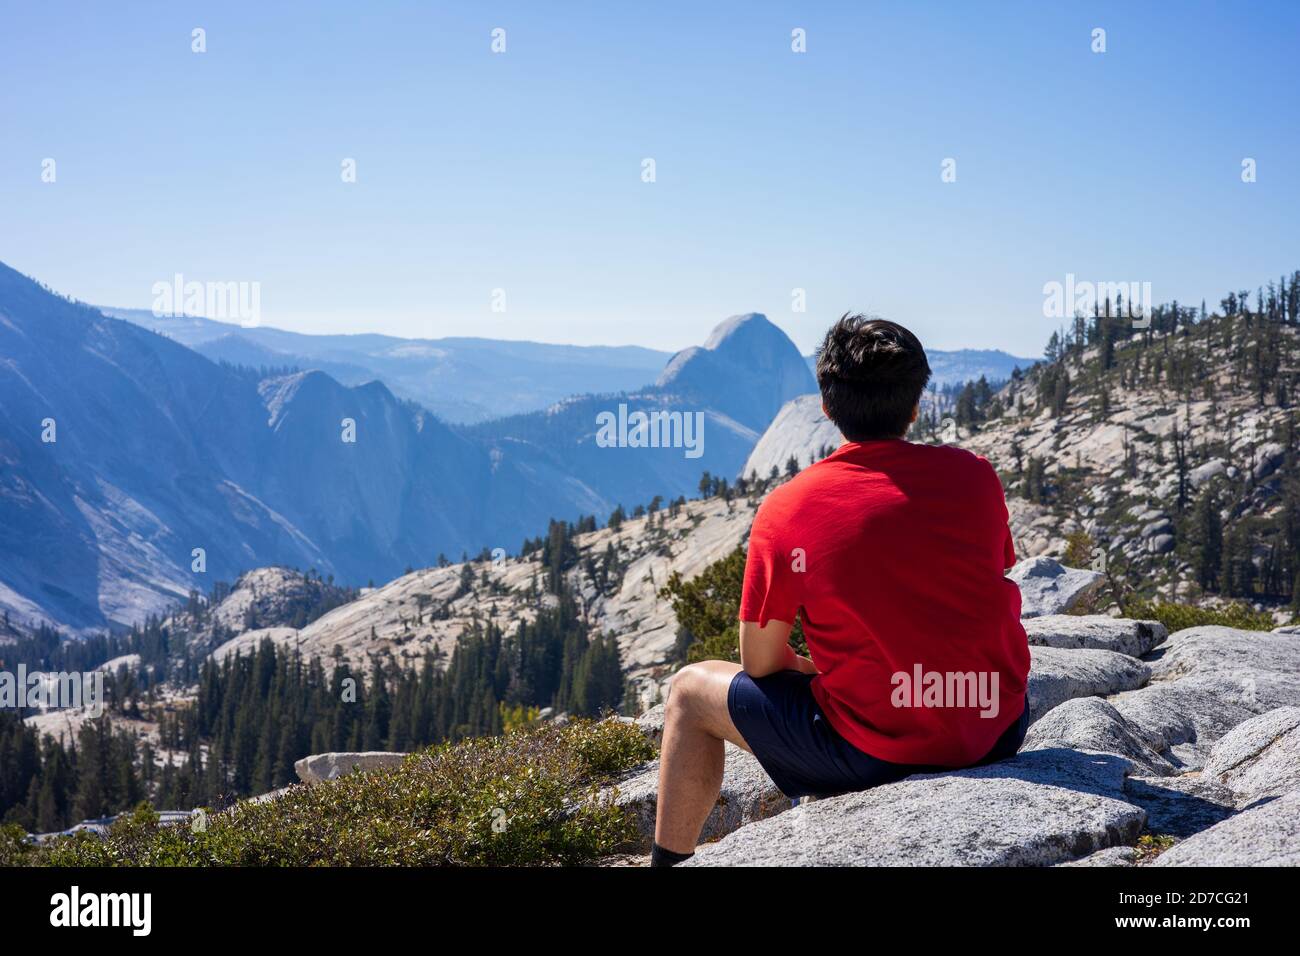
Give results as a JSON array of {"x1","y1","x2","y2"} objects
[{"x1": 650, "y1": 842, "x2": 694, "y2": 868}]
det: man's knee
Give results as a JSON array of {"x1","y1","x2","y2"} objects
[{"x1": 666, "y1": 661, "x2": 730, "y2": 723}]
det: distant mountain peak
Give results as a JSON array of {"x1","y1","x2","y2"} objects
[
  {"x1": 701, "y1": 312, "x2": 776, "y2": 350},
  {"x1": 654, "y1": 314, "x2": 814, "y2": 431}
]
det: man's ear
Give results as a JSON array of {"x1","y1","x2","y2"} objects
[
  {"x1": 910, "y1": 403, "x2": 919, "y2": 424},
  {"x1": 822, "y1": 402, "x2": 830, "y2": 420}
]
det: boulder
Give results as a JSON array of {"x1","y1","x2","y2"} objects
[
  {"x1": 1107, "y1": 677, "x2": 1258, "y2": 771},
  {"x1": 1023, "y1": 615, "x2": 1167, "y2": 658},
  {"x1": 1203, "y1": 706, "x2": 1300, "y2": 805},
  {"x1": 1147, "y1": 534, "x2": 1175, "y2": 555},
  {"x1": 294, "y1": 751, "x2": 407, "y2": 784},
  {"x1": 1027, "y1": 645, "x2": 1150, "y2": 722},
  {"x1": 1121, "y1": 774, "x2": 1236, "y2": 837},
  {"x1": 682, "y1": 748, "x2": 1144, "y2": 867},
  {"x1": 1008, "y1": 557, "x2": 1105, "y2": 618},
  {"x1": 634, "y1": 703, "x2": 666, "y2": 747},
  {"x1": 608, "y1": 743, "x2": 788, "y2": 850},
  {"x1": 1108, "y1": 626, "x2": 1300, "y2": 770},
  {"x1": 1252, "y1": 442, "x2": 1284, "y2": 482},
  {"x1": 1022, "y1": 697, "x2": 1173, "y2": 775},
  {"x1": 1188, "y1": 459, "x2": 1227, "y2": 489},
  {"x1": 1140, "y1": 518, "x2": 1173, "y2": 538},
  {"x1": 1153, "y1": 788, "x2": 1300, "y2": 866},
  {"x1": 1146, "y1": 626, "x2": 1300, "y2": 708},
  {"x1": 246, "y1": 785, "x2": 295, "y2": 805}
]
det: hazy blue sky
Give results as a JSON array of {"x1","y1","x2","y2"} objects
[{"x1": 2, "y1": 1, "x2": 1297, "y2": 356}]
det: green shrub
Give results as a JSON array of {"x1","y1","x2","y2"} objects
[
  {"x1": 662, "y1": 546, "x2": 808, "y2": 662},
  {"x1": 1125, "y1": 599, "x2": 1276, "y2": 633},
  {"x1": 686, "y1": 622, "x2": 743, "y2": 664},
  {"x1": 661, "y1": 547, "x2": 747, "y2": 660},
  {"x1": 17, "y1": 719, "x2": 656, "y2": 867},
  {"x1": 0, "y1": 822, "x2": 38, "y2": 867},
  {"x1": 1134, "y1": 833, "x2": 1177, "y2": 863}
]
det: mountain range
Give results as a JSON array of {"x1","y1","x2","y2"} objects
[
  {"x1": 101, "y1": 306, "x2": 671, "y2": 425},
  {"x1": 1, "y1": 265, "x2": 811, "y2": 633},
  {"x1": 2, "y1": 260, "x2": 1044, "y2": 635},
  {"x1": 183, "y1": 282, "x2": 1300, "y2": 704},
  {"x1": 108, "y1": 304, "x2": 1033, "y2": 423}
]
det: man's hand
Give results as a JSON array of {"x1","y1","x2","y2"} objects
[{"x1": 739, "y1": 619, "x2": 818, "y2": 677}]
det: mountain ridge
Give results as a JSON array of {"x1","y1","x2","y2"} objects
[
  {"x1": 102, "y1": 305, "x2": 672, "y2": 425},
  {"x1": 1, "y1": 266, "x2": 811, "y2": 633}
]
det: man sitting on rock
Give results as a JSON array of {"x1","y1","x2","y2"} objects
[{"x1": 651, "y1": 315, "x2": 1031, "y2": 867}]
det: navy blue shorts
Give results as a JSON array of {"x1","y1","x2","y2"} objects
[{"x1": 727, "y1": 669, "x2": 1029, "y2": 799}]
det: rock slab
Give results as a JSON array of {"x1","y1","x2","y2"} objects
[
  {"x1": 1023, "y1": 615, "x2": 1166, "y2": 658},
  {"x1": 1110, "y1": 626, "x2": 1300, "y2": 770},
  {"x1": 1153, "y1": 788, "x2": 1300, "y2": 867},
  {"x1": 294, "y1": 751, "x2": 407, "y2": 784},
  {"x1": 1023, "y1": 697, "x2": 1173, "y2": 775},
  {"x1": 684, "y1": 748, "x2": 1144, "y2": 867},
  {"x1": 1203, "y1": 706, "x2": 1300, "y2": 805},
  {"x1": 1027, "y1": 645, "x2": 1150, "y2": 722}
]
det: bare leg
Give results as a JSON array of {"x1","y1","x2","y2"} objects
[{"x1": 653, "y1": 660, "x2": 751, "y2": 854}]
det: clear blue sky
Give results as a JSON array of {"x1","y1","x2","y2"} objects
[{"x1": 2, "y1": 1, "x2": 1296, "y2": 356}]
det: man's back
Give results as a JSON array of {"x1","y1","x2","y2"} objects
[
  {"x1": 740, "y1": 438, "x2": 1030, "y2": 767},
  {"x1": 652, "y1": 315, "x2": 1031, "y2": 863}
]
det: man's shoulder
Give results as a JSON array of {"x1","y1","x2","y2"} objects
[
  {"x1": 919, "y1": 444, "x2": 1002, "y2": 496},
  {"x1": 754, "y1": 461, "x2": 829, "y2": 521},
  {"x1": 924, "y1": 442, "x2": 995, "y2": 471},
  {"x1": 761, "y1": 442, "x2": 995, "y2": 502}
]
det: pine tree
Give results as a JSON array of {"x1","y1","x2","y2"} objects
[{"x1": 1192, "y1": 489, "x2": 1223, "y2": 591}]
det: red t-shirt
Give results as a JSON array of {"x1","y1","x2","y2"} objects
[{"x1": 739, "y1": 439, "x2": 1030, "y2": 767}]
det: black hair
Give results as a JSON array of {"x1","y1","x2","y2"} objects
[{"x1": 815, "y1": 314, "x2": 931, "y2": 441}]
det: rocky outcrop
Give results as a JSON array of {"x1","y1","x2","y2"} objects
[
  {"x1": 683, "y1": 749, "x2": 1144, "y2": 867},
  {"x1": 632, "y1": 703, "x2": 666, "y2": 747},
  {"x1": 1026, "y1": 646, "x2": 1150, "y2": 721},
  {"x1": 1023, "y1": 615, "x2": 1166, "y2": 658},
  {"x1": 631, "y1": 616, "x2": 1300, "y2": 866},
  {"x1": 740, "y1": 394, "x2": 842, "y2": 479},
  {"x1": 1108, "y1": 626, "x2": 1300, "y2": 770},
  {"x1": 1152, "y1": 788, "x2": 1300, "y2": 867},
  {"x1": 1189, "y1": 459, "x2": 1227, "y2": 489},
  {"x1": 1203, "y1": 706, "x2": 1300, "y2": 805},
  {"x1": 1252, "y1": 442, "x2": 1285, "y2": 482},
  {"x1": 1008, "y1": 557, "x2": 1105, "y2": 618},
  {"x1": 204, "y1": 492, "x2": 755, "y2": 689},
  {"x1": 1022, "y1": 697, "x2": 1173, "y2": 775},
  {"x1": 1107, "y1": 680, "x2": 1258, "y2": 772},
  {"x1": 294, "y1": 752, "x2": 407, "y2": 784}
]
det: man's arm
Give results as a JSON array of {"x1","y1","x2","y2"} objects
[{"x1": 738, "y1": 619, "x2": 818, "y2": 678}]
